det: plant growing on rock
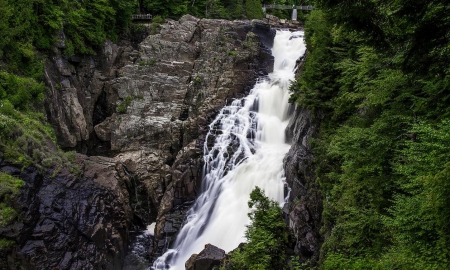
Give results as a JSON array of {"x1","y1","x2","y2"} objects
[{"x1": 117, "y1": 96, "x2": 136, "y2": 114}]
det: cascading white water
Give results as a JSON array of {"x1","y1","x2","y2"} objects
[{"x1": 153, "y1": 30, "x2": 306, "y2": 270}]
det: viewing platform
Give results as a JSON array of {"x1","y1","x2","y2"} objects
[
  {"x1": 263, "y1": 5, "x2": 313, "y2": 21},
  {"x1": 263, "y1": 5, "x2": 314, "y2": 10},
  {"x1": 132, "y1": 14, "x2": 153, "y2": 21}
]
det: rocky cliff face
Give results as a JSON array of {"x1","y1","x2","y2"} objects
[
  {"x1": 283, "y1": 105, "x2": 322, "y2": 265},
  {"x1": 0, "y1": 157, "x2": 132, "y2": 270},
  {"x1": 0, "y1": 15, "x2": 276, "y2": 269}
]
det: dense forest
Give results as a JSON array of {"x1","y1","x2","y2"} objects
[
  {"x1": 1, "y1": 0, "x2": 449, "y2": 269},
  {"x1": 289, "y1": 0, "x2": 450, "y2": 268}
]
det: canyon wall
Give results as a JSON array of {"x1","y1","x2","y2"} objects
[{"x1": 1, "y1": 15, "x2": 276, "y2": 269}]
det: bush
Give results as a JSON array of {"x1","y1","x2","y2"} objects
[
  {"x1": 0, "y1": 172, "x2": 24, "y2": 227},
  {"x1": 0, "y1": 71, "x2": 45, "y2": 111},
  {"x1": 226, "y1": 187, "x2": 289, "y2": 270}
]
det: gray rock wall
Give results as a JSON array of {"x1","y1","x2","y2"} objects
[
  {"x1": 283, "y1": 106, "x2": 323, "y2": 265},
  {"x1": 35, "y1": 14, "x2": 277, "y2": 267}
]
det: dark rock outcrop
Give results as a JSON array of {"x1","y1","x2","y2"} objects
[
  {"x1": 283, "y1": 107, "x2": 322, "y2": 265},
  {"x1": 185, "y1": 244, "x2": 226, "y2": 270},
  {"x1": 0, "y1": 156, "x2": 132, "y2": 270}
]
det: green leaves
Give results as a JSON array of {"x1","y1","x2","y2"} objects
[
  {"x1": 227, "y1": 187, "x2": 289, "y2": 270},
  {"x1": 292, "y1": 1, "x2": 450, "y2": 268},
  {"x1": 0, "y1": 172, "x2": 23, "y2": 227},
  {"x1": 0, "y1": 71, "x2": 45, "y2": 112},
  {"x1": 244, "y1": 0, "x2": 263, "y2": 19}
]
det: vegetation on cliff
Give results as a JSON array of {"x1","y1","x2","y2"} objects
[
  {"x1": 290, "y1": 0, "x2": 450, "y2": 268},
  {"x1": 0, "y1": 0, "x2": 137, "y2": 165},
  {"x1": 0, "y1": 0, "x2": 134, "y2": 234}
]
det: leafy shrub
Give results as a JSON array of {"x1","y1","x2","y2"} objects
[
  {"x1": 0, "y1": 71, "x2": 45, "y2": 111},
  {"x1": 0, "y1": 172, "x2": 24, "y2": 227},
  {"x1": 226, "y1": 187, "x2": 289, "y2": 270}
]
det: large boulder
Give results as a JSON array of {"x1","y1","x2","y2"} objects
[{"x1": 185, "y1": 244, "x2": 226, "y2": 270}]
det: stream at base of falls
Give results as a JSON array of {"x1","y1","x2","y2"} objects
[{"x1": 152, "y1": 30, "x2": 306, "y2": 270}]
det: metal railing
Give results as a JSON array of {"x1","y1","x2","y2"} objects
[
  {"x1": 263, "y1": 5, "x2": 314, "y2": 10},
  {"x1": 132, "y1": 14, "x2": 153, "y2": 20}
]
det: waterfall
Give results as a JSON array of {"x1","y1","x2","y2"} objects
[{"x1": 153, "y1": 30, "x2": 306, "y2": 270}]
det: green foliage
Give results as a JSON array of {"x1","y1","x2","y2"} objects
[
  {"x1": 152, "y1": 15, "x2": 165, "y2": 24},
  {"x1": 244, "y1": 0, "x2": 263, "y2": 19},
  {"x1": 231, "y1": 0, "x2": 244, "y2": 19},
  {"x1": 383, "y1": 121, "x2": 450, "y2": 268},
  {"x1": 290, "y1": 1, "x2": 450, "y2": 268},
  {"x1": 142, "y1": 0, "x2": 187, "y2": 19},
  {"x1": 1, "y1": 0, "x2": 138, "y2": 60},
  {"x1": 0, "y1": 172, "x2": 23, "y2": 227},
  {"x1": 0, "y1": 111, "x2": 79, "y2": 174},
  {"x1": 117, "y1": 95, "x2": 134, "y2": 113},
  {"x1": 0, "y1": 0, "x2": 11, "y2": 58},
  {"x1": 0, "y1": 71, "x2": 45, "y2": 111},
  {"x1": 150, "y1": 16, "x2": 163, "y2": 35},
  {"x1": 0, "y1": 172, "x2": 22, "y2": 253},
  {"x1": 226, "y1": 187, "x2": 289, "y2": 270},
  {"x1": 0, "y1": 238, "x2": 15, "y2": 251}
]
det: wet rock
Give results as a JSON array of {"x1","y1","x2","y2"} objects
[
  {"x1": 186, "y1": 244, "x2": 226, "y2": 270},
  {"x1": 0, "y1": 158, "x2": 132, "y2": 270},
  {"x1": 283, "y1": 106, "x2": 322, "y2": 266}
]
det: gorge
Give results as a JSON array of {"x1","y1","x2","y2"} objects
[
  {"x1": 1, "y1": 15, "x2": 318, "y2": 270},
  {"x1": 2, "y1": 1, "x2": 450, "y2": 269}
]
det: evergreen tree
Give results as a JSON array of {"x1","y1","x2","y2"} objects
[
  {"x1": 244, "y1": 0, "x2": 263, "y2": 19},
  {"x1": 290, "y1": 1, "x2": 450, "y2": 268},
  {"x1": 231, "y1": 0, "x2": 244, "y2": 19},
  {"x1": 0, "y1": 0, "x2": 11, "y2": 57},
  {"x1": 142, "y1": 0, "x2": 187, "y2": 19}
]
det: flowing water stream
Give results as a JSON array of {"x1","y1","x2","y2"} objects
[{"x1": 153, "y1": 30, "x2": 306, "y2": 270}]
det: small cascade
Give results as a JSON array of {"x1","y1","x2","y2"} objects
[{"x1": 153, "y1": 30, "x2": 306, "y2": 270}]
